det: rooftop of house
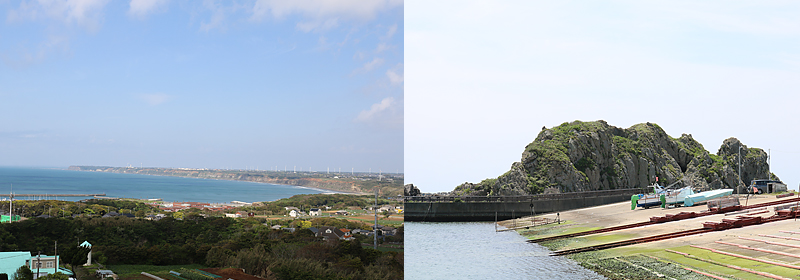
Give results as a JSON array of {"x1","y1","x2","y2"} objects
[{"x1": 0, "y1": 252, "x2": 32, "y2": 277}]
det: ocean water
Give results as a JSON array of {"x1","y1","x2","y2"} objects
[
  {"x1": 405, "y1": 222, "x2": 605, "y2": 280},
  {"x1": 0, "y1": 167, "x2": 328, "y2": 203}
]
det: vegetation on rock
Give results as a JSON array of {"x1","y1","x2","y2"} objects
[{"x1": 453, "y1": 120, "x2": 776, "y2": 195}]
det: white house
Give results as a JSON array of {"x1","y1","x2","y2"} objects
[
  {"x1": 289, "y1": 209, "x2": 298, "y2": 217},
  {"x1": 309, "y1": 208, "x2": 321, "y2": 216}
]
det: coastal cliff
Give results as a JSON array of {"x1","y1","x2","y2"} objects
[
  {"x1": 452, "y1": 120, "x2": 776, "y2": 196},
  {"x1": 67, "y1": 166, "x2": 403, "y2": 196}
]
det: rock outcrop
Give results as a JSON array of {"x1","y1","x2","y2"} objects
[
  {"x1": 404, "y1": 184, "x2": 421, "y2": 196},
  {"x1": 451, "y1": 120, "x2": 777, "y2": 196}
]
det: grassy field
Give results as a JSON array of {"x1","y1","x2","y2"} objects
[
  {"x1": 260, "y1": 214, "x2": 404, "y2": 226},
  {"x1": 105, "y1": 264, "x2": 207, "y2": 277},
  {"x1": 361, "y1": 244, "x2": 404, "y2": 252},
  {"x1": 345, "y1": 215, "x2": 404, "y2": 226}
]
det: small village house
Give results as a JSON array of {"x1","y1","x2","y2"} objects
[{"x1": 0, "y1": 252, "x2": 74, "y2": 280}]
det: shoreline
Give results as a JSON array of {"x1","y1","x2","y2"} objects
[{"x1": 64, "y1": 167, "x2": 371, "y2": 198}]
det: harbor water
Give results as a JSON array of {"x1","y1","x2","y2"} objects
[
  {"x1": 0, "y1": 167, "x2": 328, "y2": 203},
  {"x1": 405, "y1": 222, "x2": 605, "y2": 280}
]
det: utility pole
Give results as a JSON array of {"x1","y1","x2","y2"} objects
[
  {"x1": 36, "y1": 251, "x2": 41, "y2": 279},
  {"x1": 9, "y1": 184, "x2": 12, "y2": 223},
  {"x1": 374, "y1": 188, "x2": 378, "y2": 250},
  {"x1": 738, "y1": 146, "x2": 742, "y2": 195}
]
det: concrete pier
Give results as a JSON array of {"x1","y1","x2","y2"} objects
[{"x1": 404, "y1": 188, "x2": 646, "y2": 222}]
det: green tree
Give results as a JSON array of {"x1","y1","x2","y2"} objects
[
  {"x1": 61, "y1": 244, "x2": 91, "y2": 268},
  {"x1": 298, "y1": 220, "x2": 312, "y2": 229},
  {"x1": 39, "y1": 273, "x2": 68, "y2": 280},
  {"x1": 13, "y1": 265, "x2": 33, "y2": 280},
  {"x1": 173, "y1": 211, "x2": 185, "y2": 220}
]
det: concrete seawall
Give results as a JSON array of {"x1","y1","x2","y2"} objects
[{"x1": 405, "y1": 188, "x2": 646, "y2": 222}]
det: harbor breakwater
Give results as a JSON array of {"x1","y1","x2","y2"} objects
[{"x1": 404, "y1": 188, "x2": 647, "y2": 222}]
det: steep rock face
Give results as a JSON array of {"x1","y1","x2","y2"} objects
[
  {"x1": 453, "y1": 120, "x2": 775, "y2": 196},
  {"x1": 404, "y1": 184, "x2": 421, "y2": 196}
]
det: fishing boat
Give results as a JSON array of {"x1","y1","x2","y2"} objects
[
  {"x1": 683, "y1": 188, "x2": 733, "y2": 207},
  {"x1": 631, "y1": 183, "x2": 695, "y2": 210}
]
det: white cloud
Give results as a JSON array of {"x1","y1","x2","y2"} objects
[
  {"x1": 1, "y1": 34, "x2": 70, "y2": 69},
  {"x1": 361, "y1": 57, "x2": 384, "y2": 72},
  {"x1": 355, "y1": 97, "x2": 394, "y2": 123},
  {"x1": 382, "y1": 23, "x2": 397, "y2": 40},
  {"x1": 353, "y1": 51, "x2": 366, "y2": 60},
  {"x1": 128, "y1": 0, "x2": 168, "y2": 19},
  {"x1": 296, "y1": 17, "x2": 339, "y2": 32},
  {"x1": 199, "y1": 0, "x2": 228, "y2": 32},
  {"x1": 7, "y1": 0, "x2": 110, "y2": 31},
  {"x1": 250, "y1": 0, "x2": 402, "y2": 32},
  {"x1": 386, "y1": 63, "x2": 403, "y2": 86},
  {"x1": 374, "y1": 43, "x2": 392, "y2": 53},
  {"x1": 138, "y1": 94, "x2": 173, "y2": 106}
]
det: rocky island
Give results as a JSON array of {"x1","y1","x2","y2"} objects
[{"x1": 452, "y1": 120, "x2": 775, "y2": 196}]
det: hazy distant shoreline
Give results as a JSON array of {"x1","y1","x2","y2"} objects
[{"x1": 66, "y1": 165, "x2": 400, "y2": 196}]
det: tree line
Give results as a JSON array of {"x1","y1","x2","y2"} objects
[{"x1": 0, "y1": 215, "x2": 402, "y2": 280}]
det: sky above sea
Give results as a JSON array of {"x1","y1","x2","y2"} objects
[
  {"x1": 0, "y1": 0, "x2": 403, "y2": 173},
  {"x1": 406, "y1": 1, "x2": 800, "y2": 192}
]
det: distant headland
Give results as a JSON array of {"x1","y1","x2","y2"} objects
[{"x1": 68, "y1": 165, "x2": 403, "y2": 196}]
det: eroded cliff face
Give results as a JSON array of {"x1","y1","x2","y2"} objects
[{"x1": 452, "y1": 120, "x2": 776, "y2": 196}]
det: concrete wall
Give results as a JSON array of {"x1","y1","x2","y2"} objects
[{"x1": 405, "y1": 193, "x2": 634, "y2": 222}]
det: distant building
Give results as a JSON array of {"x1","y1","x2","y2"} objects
[
  {"x1": 96, "y1": 269, "x2": 117, "y2": 280},
  {"x1": 281, "y1": 227, "x2": 296, "y2": 233},
  {"x1": 314, "y1": 226, "x2": 354, "y2": 241},
  {"x1": 2, "y1": 214, "x2": 21, "y2": 223},
  {"x1": 335, "y1": 210, "x2": 349, "y2": 216},
  {"x1": 289, "y1": 210, "x2": 298, "y2": 218},
  {"x1": 102, "y1": 212, "x2": 119, "y2": 218},
  {"x1": 145, "y1": 214, "x2": 166, "y2": 221},
  {"x1": 309, "y1": 208, "x2": 321, "y2": 216},
  {"x1": 381, "y1": 226, "x2": 397, "y2": 236}
]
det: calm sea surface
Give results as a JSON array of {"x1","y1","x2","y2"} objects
[
  {"x1": 405, "y1": 222, "x2": 605, "y2": 280},
  {"x1": 0, "y1": 167, "x2": 327, "y2": 203}
]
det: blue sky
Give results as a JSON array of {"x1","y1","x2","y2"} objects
[
  {"x1": 406, "y1": 1, "x2": 800, "y2": 192},
  {"x1": 0, "y1": 0, "x2": 403, "y2": 173}
]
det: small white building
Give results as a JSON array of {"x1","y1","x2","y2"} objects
[
  {"x1": 289, "y1": 209, "x2": 298, "y2": 217},
  {"x1": 224, "y1": 213, "x2": 241, "y2": 218},
  {"x1": 309, "y1": 208, "x2": 321, "y2": 216}
]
